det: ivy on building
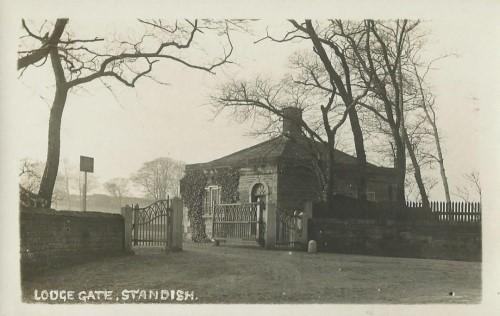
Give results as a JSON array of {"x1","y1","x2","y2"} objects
[
  {"x1": 180, "y1": 167, "x2": 239, "y2": 242},
  {"x1": 180, "y1": 169, "x2": 207, "y2": 242},
  {"x1": 213, "y1": 168, "x2": 239, "y2": 203}
]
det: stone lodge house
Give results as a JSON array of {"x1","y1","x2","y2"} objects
[{"x1": 184, "y1": 107, "x2": 399, "y2": 224}]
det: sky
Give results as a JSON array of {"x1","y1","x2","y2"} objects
[{"x1": 12, "y1": 19, "x2": 491, "y2": 200}]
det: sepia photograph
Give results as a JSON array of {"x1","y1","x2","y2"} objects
[{"x1": 1, "y1": 0, "x2": 500, "y2": 315}]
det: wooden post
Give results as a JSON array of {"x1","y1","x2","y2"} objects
[
  {"x1": 265, "y1": 201, "x2": 276, "y2": 249},
  {"x1": 121, "y1": 205, "x2": 134, "y2": 253},
  {"x1": 170, "y1": 197, "x2": 184, "y2": 251},
  {"x1": 82, "y1": 171, "x2": 87, "y2": 212}
]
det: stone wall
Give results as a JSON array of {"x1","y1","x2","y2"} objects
[
  {"x1": 20, "y1": 207, "x2": 126, "y2": 278},
  {"x1": 309, "y1": 218, "x2": 481, "y2": 261}
]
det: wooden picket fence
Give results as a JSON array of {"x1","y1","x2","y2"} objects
[{"x1": 406, "y1": 201, "x2": 481, "y2": 223}]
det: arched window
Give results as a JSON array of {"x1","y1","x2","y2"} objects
[{"x1": 251, "y1": 183, "x2": 267, "y2": 203}]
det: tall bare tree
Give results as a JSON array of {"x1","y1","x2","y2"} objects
[
  {"x1": 258, "y1": 19, "x2": 369, "y2": 201},
  {"x1": 132, "y1": 157, "x2": 185, "y2": 200},
  {"x1": 334, "y1": 19, "x2": 432, "y2": 207},
  {"x1": 410, "y1": 59, "x2": 452, "y2": 202},
  {"x1": 214, "y1": 72, "x2": 369, "y2": 210},
  {"x1": 18, "y1": 18, "x2": 235, "y2": 207}
]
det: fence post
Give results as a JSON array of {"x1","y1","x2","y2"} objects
[
  {"x1": 170, "y1": 197, "x2": 184, "y2": 251},
  {"x1": 265, "y1": 201, "x2": 276, "y2": 249},
  {"x1": 121, "y1": 205, "x2": 133, "y2": 253}
]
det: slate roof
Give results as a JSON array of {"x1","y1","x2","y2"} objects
[{"x1": 188, "y1": 134, "x2": 386, "y2": 170}]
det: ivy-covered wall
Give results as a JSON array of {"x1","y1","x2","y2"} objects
[
  {"x1": 180, "y1": 167, "x2": 239, "y2": 242},
  {"x1": 211, "y1": 168, "x2": 239, "y2": 204},
  {"x1": 179, "y1": 169, "x2": 207, "y2": 242}
]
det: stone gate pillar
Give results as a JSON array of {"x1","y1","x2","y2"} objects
[
  {"x1": 121, "y1": 205, "x2": 133, "y2": 253},
  {"x1": 170, "y1": 198, "x2": 184, "y2": 251},
  {"x1": 265, "y1": 201, "x2": 276, "y2": 249}
]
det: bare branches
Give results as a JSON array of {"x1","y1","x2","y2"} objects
[
  {"x1": 254, "y1": 26, "x2": 309, "y2": 44},
  {"x1": 18, "y1": 18, "x2": 68, "y2": 70},
  {"x1": 138, "y1": 19, "x2": 179, "y2": 34},
  {"x1": 21, "y1": 19, "x2": 46, "y2": 42},
  {"x1": 213, "y1": 78, "x2": 326, "y2": 144},
  {"x1": 454, "y1": 171, "x2": 481, "y2": 203},
  {"x1": 17, "y1": 18, "x2": 236, "y2": 207},
  {"x1": 18, "y1": 19, "x2": 235, "y2": 89}
]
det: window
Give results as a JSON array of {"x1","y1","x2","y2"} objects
[
  {"x1": 367, "y1": 192, "x2": 376, "y2": 202},
  {"x1": 204, "y1": 185, "x2": 221, "y2": 214}
]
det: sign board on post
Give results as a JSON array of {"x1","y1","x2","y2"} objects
[
  {"x1": 80, "y1": 156, "x2": 94, "y2": 212},
  {"x1": 80, "y1": 156, "x2": 94, "y2": 173}
]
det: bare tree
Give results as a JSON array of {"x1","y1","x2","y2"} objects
[
  {"x1": 257, "y1": 19, "x2": 370, "y2": 201},
  {"x1": 104, "y1": 178, "x2": 129, "y2": 208},
  {"x1": 18, "y1": 18, "x2": 235, "y2": 207},
  {"x1": 214, "y1": 71, "x2": 369, "y2": 210},
  {"x1": 19, "y1": 158, "x2": 66, "y2": 207},
  {"x1": 454, "y1": 171, "x2": 481, "y2": 203},
  {"x1": 334, "y1": 19, "x2": 432, "y2": 208},
  {"x1": 410, "y1": 58, "x2": 452, "y2": 202},
  {"x1": 19, "y1": 158, "x2": 44, "y2": 193},
  {"x1": 132, "y1": 157, "x2": 185, "y2": 200}
]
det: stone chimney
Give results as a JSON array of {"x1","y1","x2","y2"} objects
[{"x1": 282, "y1": 107, "x2": 303, "y2": 137}]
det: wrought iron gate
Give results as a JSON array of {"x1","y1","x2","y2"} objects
[
  {"x1": 276, "y1": 210, "x2": 302, "y2": 249},
  {"x1": 212, "y1": 202, "x2": 265, "y2": 244},
  {"x1": 132, "y1": 199, "x2": 172, "y2": 247}
]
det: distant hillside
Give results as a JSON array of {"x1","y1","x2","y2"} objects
[{"x1": 53, "y1": 194, "x2": 154, "y2": 214}]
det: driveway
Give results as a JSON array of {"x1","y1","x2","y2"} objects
[{"x1": 22, "y1": 242, "x2": 481, "y2": 304}]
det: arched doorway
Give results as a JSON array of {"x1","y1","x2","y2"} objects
[
  {"x1": 251, "y1": 183, "x2": 267, "y2": 245},
  {"x1": 251, "y1": 183, "x2": 267, "y2": 205}
]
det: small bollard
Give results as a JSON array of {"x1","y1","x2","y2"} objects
[{"x1": 308, "y1": 240, "x2": 317, "y2": 253}]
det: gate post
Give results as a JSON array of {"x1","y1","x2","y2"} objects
[
  {"x1": 121, "y1": 205, "x2": 133, "y2": 253},
  {"x1": 300, "y1": 201, "x2": 313, "y2": 247},
  {"x1": 133, "y1": 204, "x2": 139, "y2": 246},
  {"x1": 171, "y1": 197, "x2": 184, "y2": 251},
  {"x1": 166, "y1": 207, "x2": 173, "y2": 252},
  {"x1": 265, "y1": 201, "x2": 276, "y2": 249}
]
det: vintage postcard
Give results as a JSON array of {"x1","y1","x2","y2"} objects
[{"x1": 1, "y1": 0, "x2": 500, "y2": 315}]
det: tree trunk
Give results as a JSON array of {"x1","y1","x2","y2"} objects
[
  {"x1": 38, "y1": 86, "x2": 68, "y2": 207},
  {"x1": 391, "y1": 128, "x2": 406, "y2": 207},
  {"x1": 348, "y1": 109, "x2": 367, "y2": 201},
  {"x1": 415, "y1": 64, "x2": 451, "y2": 203},
  {"x1": 325, "y1": 144, "x2": 336, "y2": 212},
  {"x1": 402, "y1": 128, "x2": 430, "y2": 209},
  {"x1": 438, "y1": 156, "x2": 451, "y2": 203},
  {"x1": 428, "y1": 111, "x2": 451, "y2": 203}
]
